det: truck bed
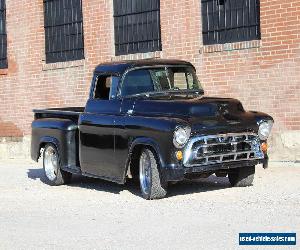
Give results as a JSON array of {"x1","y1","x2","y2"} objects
[{"x1": 33, "y1": 107, "x2": 84, "y2": 122}]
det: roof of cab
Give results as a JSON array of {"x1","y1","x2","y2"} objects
[{"x1": 94, "y1": 59, "x2": 193, "y2": 75}]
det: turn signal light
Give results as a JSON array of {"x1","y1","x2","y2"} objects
[
  {"x1": 261, "y1": 142, "x2": 268, "y2": 153},
  {"x1": 176, "y1": 151, "x2": 183, "y2": 161}
]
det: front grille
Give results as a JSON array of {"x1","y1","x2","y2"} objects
[{"x1": 183, "y1": 133, "x2": 264, "y2": 167}]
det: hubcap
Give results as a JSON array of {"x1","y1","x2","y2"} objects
[
  {"x1": 44, "y1": 146, "x2": 58, "y2": 181},
  {"x1": 139, "y1": 152, "x2": 151, "y2": 195}
]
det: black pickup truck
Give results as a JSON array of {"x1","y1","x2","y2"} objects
[{"x1": 31, "y1": 59, "x2": 273, "y2": 199}]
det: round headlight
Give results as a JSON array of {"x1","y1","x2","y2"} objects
[
  {"x1": 258, "y1": 120, "x2": 273, "y2": 140},
  {"x1": 173, "y1": 126, "x2": 191, "y2": 148}
]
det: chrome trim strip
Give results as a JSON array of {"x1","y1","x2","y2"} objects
[{"x1": 194, "y1": 150, "x2": 254, "y2": 160}]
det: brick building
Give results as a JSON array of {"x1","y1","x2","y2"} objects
[{"x1": 0, "y1": 0, "x2": 299, "y2": 161}]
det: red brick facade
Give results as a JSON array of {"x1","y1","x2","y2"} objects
[{"x1": 0, "y1": 0, "x2": 299, "y2": 158}]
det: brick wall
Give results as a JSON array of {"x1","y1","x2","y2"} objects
[
  {"x1": 200, "y1": 0, "x2": 300, "y2": 133},
  {"x1": 0, "y1": 0, "x2": 299, "y2": 160}
]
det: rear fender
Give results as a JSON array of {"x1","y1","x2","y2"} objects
[
  {"x1": 39, "y1": 136, "x2": 60, "y2": 157},
  {"x1": 32, "y1": 136, "x2": 60, "y2": 162},
  {"x1": 31, "y1": 118, "x2": 78, "y2": 167}
]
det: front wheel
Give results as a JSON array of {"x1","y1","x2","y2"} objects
[
  {"x1": 43, "y1": 144, "x2": 72, "y2": 186},
  {"x1": 139, "y1": 148, "x2": 167, "y2": 200},
  {"x1": 228, "y1": 166, "x2": 255, "y2": 187}
]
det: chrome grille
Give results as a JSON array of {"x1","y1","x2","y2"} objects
[{"x1": 183, "y1": 133, "x2": 264, "y2": 167}]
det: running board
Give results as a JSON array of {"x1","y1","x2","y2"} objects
[{"x1": 61, "y1": 165, "x2": 82, "y2": 175}]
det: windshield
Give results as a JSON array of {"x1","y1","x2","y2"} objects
[{"x1": 121, "y1": 66, "x2": 203, "y2": 97}]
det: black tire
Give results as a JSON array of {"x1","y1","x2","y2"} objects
[
  {"x1": 43, "y1": 144, "x2": 72, "y2": 186},
  {"x1": 139, "y1": 148, "x2": 167, "y2": 200},
  {"x1": 228, "y1": 166, "x2": 255, "y2": 187}
]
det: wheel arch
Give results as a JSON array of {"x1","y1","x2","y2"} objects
[
  {"x1": 125, "y1": 137, "x2": 166, "y2": 181},
  {"x1": 35, "y1": 136, "x2": 60, "y2": 161}
]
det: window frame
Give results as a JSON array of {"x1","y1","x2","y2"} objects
[
  {"x1": 0, "y1": 0, "x2": 7, "y2": 69},
  {"x1": 113, "y1": 0, "x2": 162, "y2": 56},
  {"x1": 201, "y1": 0, "x2": 261, "y2": 45},
  {"x1": 43, "y1": 0, "x2": 85, "y2": 64}
]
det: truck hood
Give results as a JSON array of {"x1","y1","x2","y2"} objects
[{"x1": 132, "y1": 96, "x2": 269, "y2": 134}]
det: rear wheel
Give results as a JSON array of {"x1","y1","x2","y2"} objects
[
  {"x1": 228, "y1": 166, "x2": 255, "y2": 187},
  {"x1": 139, "y1": 148, "x2": 167, "y2": 200},
  {"x1": 43, "y1": 144, "x2": 72, "y2": 185}
]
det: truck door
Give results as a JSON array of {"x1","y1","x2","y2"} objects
[
  {"x1": 79, "y1": 74, "x2": 123, "y2": 182},
  {"x1": 114, "y1": 69, "x2": 157, "y2": 180}
]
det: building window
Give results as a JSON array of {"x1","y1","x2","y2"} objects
[
  {"x1": 113, "y1": 0, "x2": 162, "y2": 56},
  {"x1": 201, "y1": 0, "x2": 261, "y2": 45},
  {"x1": 0, "y1": 0, "x2": 7, "y2": 69},
  {"x1": 43, "y1": 0, "x2": 84, "y2": 63}
]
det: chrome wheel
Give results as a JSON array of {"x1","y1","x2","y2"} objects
[
  {"x1": 44, "y1": 146, "x2": 58, "y2": 181},
  {"x1": 139, "y1": 151, "x2": 151, "y2": 195}
]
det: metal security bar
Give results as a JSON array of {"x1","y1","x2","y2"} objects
[
  {"x1": 113, "y1": 0, "x2": 162, "y2": 56},
  {"x1": 0, "y1": 0, "x2": 7, "y2": 69},
  {"x1": 201, "y1": 0, "x2": 261, "y2": 45},
  {"x1": 43, "y1": 0, "x2": 84, "y2": 63}
]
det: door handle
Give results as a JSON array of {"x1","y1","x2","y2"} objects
[{"x1": 127, "y1": 109, "x2": 133, "y2": 115}]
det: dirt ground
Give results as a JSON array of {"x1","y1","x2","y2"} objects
[{"x1": 0, "y1": 160, "x2": 299, "y2": 250}]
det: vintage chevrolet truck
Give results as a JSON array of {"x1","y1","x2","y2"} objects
[{"x1": 31, "y1": 59, "x2": 273, "y2": 199}]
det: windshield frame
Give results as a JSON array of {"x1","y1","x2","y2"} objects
[{"x1": 117, "y1": 65, "x2": 204, "y2": 98}]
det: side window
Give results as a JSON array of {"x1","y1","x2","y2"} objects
[
  {"x1": 94, "y1": 75, "x2": 112, "y2": 100},
  {"x1": 121, "y1": 70, "x2": 154, "y2": 96}
]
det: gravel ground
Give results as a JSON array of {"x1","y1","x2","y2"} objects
[{"x1": 0, "y1": 160, "x2": 299, "y2": 250}]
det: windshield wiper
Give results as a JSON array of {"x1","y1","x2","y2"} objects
[
  {"x1": 162, "y1": 89, "x2": 204, "y2": 95},
  {"x1": 124, "y1": 89, "x2": 204, "y2": 99},
  {"x1": 124, "y1": 91, "x2": 171, "y2": 99}
]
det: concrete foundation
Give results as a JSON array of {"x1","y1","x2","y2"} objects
[
  {"x1": 268, "y1": 131, "x2": 300, "y2": 162},
  {"x1": 0, "y1": 136, "x2": 31, "y2": 160}
]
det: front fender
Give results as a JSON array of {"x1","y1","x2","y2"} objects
[
  {"x1": 248, "y1": 111, "x2": 274, "y2": 126},
  {"x1": 121, "y1": 115, "x2": 191, "y2": 183},
  {"x1": 129, "y1": 137, "x2": 166, "y2": 169}
]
